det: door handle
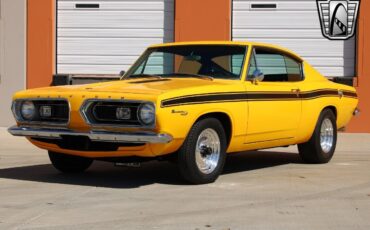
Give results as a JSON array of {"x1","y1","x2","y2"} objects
[{"x1": 291, "y1": 88, "x2": 300, "y2": 97}]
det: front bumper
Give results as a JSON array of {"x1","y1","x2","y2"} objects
[{"x1": 8, "y1": 126, "x2": 173, "y2": 144}]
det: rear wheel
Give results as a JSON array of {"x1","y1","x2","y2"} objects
[
  {"x1": 48, "y1": 151, "x2": 93, "y2": 173},
  {"x1": 177, "y1": 118, "x2": 227, "y2": 184},
  {"x1": 298, "y1": 109, "x2": 337, "y2": 163}
]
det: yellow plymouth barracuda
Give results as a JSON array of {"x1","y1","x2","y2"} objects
[{"x1": 8, "y1": 41, "x2": 359, "y2": 184}]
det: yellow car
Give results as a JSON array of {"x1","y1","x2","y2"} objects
[{"x1": 9, "y1": 41, "x2": 359, "y2": 184}]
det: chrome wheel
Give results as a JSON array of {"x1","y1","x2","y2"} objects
[
  {"x1": 320, "y1": 118, "x2": 334, "y2": 153},
  {"x1": 195, "y1": 128, "x2": 221, "y2": 174}
]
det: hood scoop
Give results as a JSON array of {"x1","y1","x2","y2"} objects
[{"x1": 129, "y1": 79, "x2": 171, "y2": 84}]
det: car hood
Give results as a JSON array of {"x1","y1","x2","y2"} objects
[{"x1": 33, "y1": 77, "x2": 236, "y2": 95}]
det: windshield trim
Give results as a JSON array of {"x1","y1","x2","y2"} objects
[{"x1": 123, "y1": 44, "x2": 249, "y2": 81}]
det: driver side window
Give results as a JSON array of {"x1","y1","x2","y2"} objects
[{"x1": 247, "y1": 48, "x2": 303, "y2": 82}]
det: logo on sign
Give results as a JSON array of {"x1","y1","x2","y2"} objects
[{"x1": 317, "y1": 0, "x2": 360, "y2": 40}]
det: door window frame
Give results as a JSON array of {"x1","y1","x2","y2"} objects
[{"x1": 246, "y1": 46, "x2": 305, "y2": 82}]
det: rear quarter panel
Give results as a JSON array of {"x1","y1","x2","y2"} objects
[{"x1": 296, "y1": 63, "x2": 358, "y2": 143}]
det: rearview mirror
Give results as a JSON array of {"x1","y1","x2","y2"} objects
[{"x1": 184, "y1": 55, "x2": 201, "y2": 61}]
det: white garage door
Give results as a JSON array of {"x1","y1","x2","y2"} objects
[
  {"x1": 57, "y1": 0, "x2": 174, "y2": 74},
  {"x1": 232, "y1": 0, "x2": 355, "y2": 77}
]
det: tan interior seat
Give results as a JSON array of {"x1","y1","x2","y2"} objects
[{"x1": 177, "y1": 60, "x2": 202, "y2": 74}]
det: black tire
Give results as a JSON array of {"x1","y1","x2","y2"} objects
[
  {"x1": 298, "y1": 109, "x2": 337, "y2": 164},
  {"x1": 48, "y1": 151, "x2": 93, "y2": 173},
  {"x1": 177, "y1": 118, "x2": 227, "y2": 184}
]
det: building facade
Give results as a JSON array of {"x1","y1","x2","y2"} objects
[{"x1": 0, "y1": 0, "x2": 369, "y2": 132}]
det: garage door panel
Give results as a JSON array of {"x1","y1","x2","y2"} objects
[
  {"x1": 232, "y1": 0, "x2": 355, "y2": 77},
  {"x1": 58, "y1": 0, "x2": 173, "y2": 11},
  {"x1": 58, "y1": 55, "x2": 138, "y2": 65},
  {"x1": 59, "y1": 64, "x2": 167, "y2": 75},
  {"x1": 58, "y1": 11, "x2": 173, "y2": 29},
  {"x1": 57, "y1": 0, "x2": 174, "y2": 74},
  {"x1": 234, "y1": 1, "x2": 317, "y2": 11},
  {"x1": 233, "y1": 11, "x2": 321, "y2": 29},
  {"x1": 58, "y1": 28, "x2": 174, "y2": 39},
  {"x1": 304, "y1": 57, "x2": 355, "y2": 67},
  {"x1": 233, "y1": 29, "x2": 323, "y2": 39},
  {"x1": 308, "y1": 61, "x2": 354, "y2": 76},
  {"x1": 316, "y1": 67, "x2": 355, "y2": 77},
  {"x1": 58, "y1": 64, "x2": 131, "y2": 74},
  {"x1": 58, "y1": 55, "x2": 168, "y2": 67},
  {"x1": 58, "y1": 37, "x2": 163, "y2": 55}
]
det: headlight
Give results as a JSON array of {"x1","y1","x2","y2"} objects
[
  {"x1": 138, "y1": 103, "x2": 155, "y2": 126},
  {"x1": 20, "y1": 101, "x2": 36, "y2": 120}
]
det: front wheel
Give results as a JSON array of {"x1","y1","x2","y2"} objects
[
  {"x1": 177, "y1": 118, "x2": 227, "y2": 184},
  {"x1": 48, "y1": 151, "x2": 93, "y2": 173},
  {"x1": 298, "y1": 109, "x2": 337, "y2": 163}
]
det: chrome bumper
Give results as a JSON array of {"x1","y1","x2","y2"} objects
[{"x1": 8, "y1": 126, "x2": 173, "y2": 144}]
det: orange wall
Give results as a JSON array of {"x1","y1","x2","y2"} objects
[
  {"x1": 175, "y1": 0, "x2": 231, "y2": 41},
  {"x1": 347, "y1": 1, "x2": 370, "y2": 133},
  {"x1": 27, "y1": 0, "x2": 55, "y2": 89}
]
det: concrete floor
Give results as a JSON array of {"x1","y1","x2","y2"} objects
[{"x1": 0, "y1": 127, "x2": 369, "y2": 230}]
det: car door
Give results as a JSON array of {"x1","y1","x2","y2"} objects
[{"x1": 244, "y1": 47, "x2": 303, "y2": 144}]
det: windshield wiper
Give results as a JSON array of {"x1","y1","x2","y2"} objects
[
  {"x1": 123, "y1": 74, "x2": 163, "y2": 80},
  {"x1": 171, "y1": 73, "x2": 214, "y2": 81}
]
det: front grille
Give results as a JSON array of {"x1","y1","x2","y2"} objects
[
  {"x1": 92, "y1": 101, "x2": 141, "y2": 125},
  {"x1": 14, "y1": 99, "x2": 69, "y2": 125},
  {"x1": 82, "y1": 100, "x2": 147, "y2": 127}
]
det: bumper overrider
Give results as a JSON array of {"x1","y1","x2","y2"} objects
[{"x1": 8, "y1": 126, "x2": 173, "y2": 144}]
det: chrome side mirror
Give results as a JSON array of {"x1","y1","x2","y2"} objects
[{"x1": 251, "y1": 69, "x2": 264, "y2": 84}]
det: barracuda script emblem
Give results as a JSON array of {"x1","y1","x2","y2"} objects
[{"x1": 317, "y1": 0, "x2": 360, "y2": 40}]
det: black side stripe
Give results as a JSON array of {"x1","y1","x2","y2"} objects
[
  {"x1": 162, "y1": 93, "x2": 248, "y2": 107},
  {"x1": 343, "y1": 91, "x2": 358, "y2": 98},
  {"x1": 161, "y1": 89, "x2": 358, "y2": 108},
  {"x1": 300, "y1": 90, "x2": 338, "y2": 99}
]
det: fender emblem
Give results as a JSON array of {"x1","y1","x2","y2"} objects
[{"x1": 171, "y1": 110, "x2": 188, "y2": 116}]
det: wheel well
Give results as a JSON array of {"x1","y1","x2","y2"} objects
[
  {"x1": 196, "y1": 112, "x2": 232, "y2": 147},
  {"x1": 323, "y1": 106, "x2": 337, "y2": 119}
]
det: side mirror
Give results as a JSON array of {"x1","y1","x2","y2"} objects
[
  {"x1": 119, "y1": 70, "x2": 126, "y2": 77},
  {"x1": 251, "y1": 69, "x2": 264, "y2": 83}
]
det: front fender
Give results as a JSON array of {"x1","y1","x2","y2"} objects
[{"x1": 155, "y1": 101, "x2": 248, "y2": 152}]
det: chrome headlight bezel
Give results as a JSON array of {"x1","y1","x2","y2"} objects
[
  {"x1": 11, "y1": 99, "x2": 70, "y2": 126},
  {"x1": 80, "y1": 99, "x2": 156, "y2": 129},
  {"x1": 20, "y1": 100, "x2": 36, "y2": 120},
  {"x1": 137, "y1": 103, "x2": 156, "y2": 126}
]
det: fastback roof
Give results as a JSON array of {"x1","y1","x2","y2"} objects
[{"x1": 149, "y1": 41, "x2": 303, "y2": 62}]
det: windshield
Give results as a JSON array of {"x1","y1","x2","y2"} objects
[{"x1": 125, "y1": 45, "x2": 247, "y2": 80}]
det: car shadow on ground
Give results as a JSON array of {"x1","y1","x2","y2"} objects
[{"x1": 0, "y1": 150, "x2": 303, "y2": 189}]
